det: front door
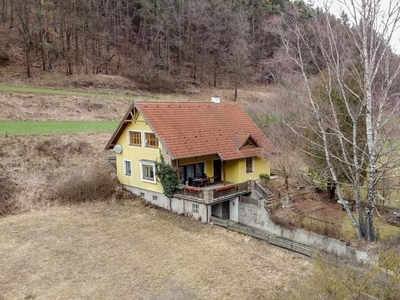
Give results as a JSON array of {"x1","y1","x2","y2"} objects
[
  {"x1": 230, "y1": 198, "x2": 238, "y2": 222},
  {"x1": 213, "y1": 159, "x2": 222, "y2": 182}
]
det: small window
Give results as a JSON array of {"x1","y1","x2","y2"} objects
[
  {"x1": 140, "y1": 192, "x2": 145, "y2": 198},
  {"x1": 145, "y1": 132, "x2": 159, "y2": 148},
  {"x1": 152, "y1": 195, "x2": 158, "y2": 201},
  {"x1": 141, "y1": 161, "x2": 156, "y2": 183},
  {"x1": 124, "y1": 160, "x2": 132, "y2": 176},
  {"x1": 246, "y1": 157, "x2": 253, "y2": 174},
  {"x1": 192, "y1": 204, "x2": 199, "y2": 213},
  {"x1": 129, "y1": 131, "x2": 142, "y2": 146}
]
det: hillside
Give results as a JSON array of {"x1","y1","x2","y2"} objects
[{"x1": 0, "y1": 78, "x2": 308, "y2": 300}]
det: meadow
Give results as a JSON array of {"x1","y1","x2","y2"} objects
[{"x1": 0, "y1": 120, "x2": 119, "y2": 135}]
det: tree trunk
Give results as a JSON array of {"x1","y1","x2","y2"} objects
[
  {"x1": 25, "y1": 50, "x2": 31, "y2": 78},
  {"x1": 9, "y1": 0, "x2": 13, "y2": 28}
]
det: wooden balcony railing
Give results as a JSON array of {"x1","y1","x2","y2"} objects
[
  {"x1": 213, "y1": 182, "x2": 248, "y2": 199},
  {"x1": 174, "y1": 181, "x2": 249, "y2": 202},
  {"x1": 174, "y1": 185, "x2": 204, "y2": 199}
]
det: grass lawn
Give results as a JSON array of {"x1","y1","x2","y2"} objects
[
  {"x1": 340, "y1": 214, "x2": 400, "y2": 241},
  {"x1": 0, "y1": 121, "x2": 118, "y2": 135},
  {"x1": 0, "y1": 202, "x2": 309, "y2": 299},
  {"x1": 0, "y1": 84, "x2": 154, "y2": 100}
]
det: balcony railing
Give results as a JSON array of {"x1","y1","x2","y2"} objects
[
  {"x1": 174, "y1": 181, "x2": 249, "y2": 202},
  {"x1": 213, "y1": 182, "x2": 248, "y2": 199},
  {"x1": 174, "y1": 185, "x2": 204, "y2": 200}
]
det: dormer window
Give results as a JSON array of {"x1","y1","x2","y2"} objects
[
  {"x1": 240, "y1": 135, "x2": 259, "y2": 149},
  {"x1": 145, "y1": 132, "x2": 159, "y2": 148}
]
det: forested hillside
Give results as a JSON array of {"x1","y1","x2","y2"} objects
[{"x1": 0, "y1": 0, "x2": 311, "y2": 92}]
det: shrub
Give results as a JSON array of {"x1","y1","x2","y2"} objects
[
  {"x1": 155, "y1": 155, "x2": 179, "y2": 198},
  {"x1": 0, "y1": 177, "x2": 17, "y2": 216},
  {"x1": 52, "y1": 163, "x2": 117, "y2": 204},
  {"x1": 259, "y1": 173, "x2": 270, "y2": 179}
]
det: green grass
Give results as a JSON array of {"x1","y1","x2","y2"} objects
[
  {"x1": 0, "y1": 84, "x2": 154, "y2": 100},
  {"x1": 0, "y1": 121, "x2": 118, "y2": 135},
  {"x1": 341, "y1": 215, "x2": 400, "y2": 241}
]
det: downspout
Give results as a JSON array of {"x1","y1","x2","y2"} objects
[
  {"x1": 176, "y1": 159, "x2": 180, "y2": 182},
  {"x1": 223, "y1": 160, "x2": 226, "y2": 186}
]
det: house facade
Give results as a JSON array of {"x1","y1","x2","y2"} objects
[{"x1": 105, "y1": 101, "x2": 276, "y2": 223}]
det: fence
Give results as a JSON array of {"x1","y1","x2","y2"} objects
[{"x1": 210, "y1": 216, "x2": 314, "y2": 257}]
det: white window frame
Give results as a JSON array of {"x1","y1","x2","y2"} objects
[
  {"x1": 140, "y1": 161, "x2": 156, "y2": 183},
  {"x1": 128, "y1": 130, "x2": 142, "y2": 147},
  {"x1": 123, "y1": 159, "x2": 132, "y2": 176},
  {"x1": 192, "y1": 203, "x2": 199, "y2": 214},
  {"x1": 143, "y1": 131, "x2": 159, "y2": 149},
  {"x1": 245, "y1": 157, "x2": 254, "y2": 174}
]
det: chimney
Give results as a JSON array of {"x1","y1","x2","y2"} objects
[
  {"x1": 211, "y1": 96, "x2": 220, "y2": 104},
  {"x1": 235, "y1": 133, "x2": 239, "y2": 151}
]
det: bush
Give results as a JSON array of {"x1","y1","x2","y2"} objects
[
  {"x1": 259, "y1": 173, "x2": 270, "y2": 179},
  {"x1": 0, "y1": 177, "x2": 17, "y2": 216},
  {"x1": 52, "y1": 163, "x2": 117, "y2": 204}
]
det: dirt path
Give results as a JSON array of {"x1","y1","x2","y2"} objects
[{"x1": 0, "y1": 202, "x2": 310, "y2": 300}]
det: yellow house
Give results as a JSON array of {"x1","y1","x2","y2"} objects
[{"x1": 105, "y1": 100, "x2": 276, "y2": 223}]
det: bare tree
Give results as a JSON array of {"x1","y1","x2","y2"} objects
[
  {"x1": 13, "y1": 0, "x2": 34, "y2": 78},
  {"x1": 280, "y1": 0, "x2": 400, "y2": 241}
]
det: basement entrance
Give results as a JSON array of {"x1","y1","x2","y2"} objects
[
  {"x1": 212, "y1": 201, "x2": 229, "y2": 219},
  {"x1": 211, "y1": 198, "x2": 239, "y2": 222}
]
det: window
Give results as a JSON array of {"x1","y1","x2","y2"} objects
[
  {"x1": 124, "y1": 160, "x2": 132, "y2": 176},
  {"x1": 152, "y1": 195, "x2": 158, "y2": 201},
  {"x1": 140, "y1": 192, "x2": 145, "y2": 198},
  {"x1": 192, "y1": 204, "x2": 199, "y2": 213},
  {"x1": 145, "y1": 132, "x2": 159, "y2": 148},
  {"x1": 246, "y1": 157, "x2": 253, "y2": 174},
  {"x1": 179, "y1": 162, "x2": 205, "y2": 184},
  {"x1": 129, "y1": 131, "x2": 142, "y2": 146},
  {"x1": 140, "y1": 161, "x2": 156, "y2": 183},
  {"x1": 242, "y1": 139, "x2": 258, "y2": 148}
]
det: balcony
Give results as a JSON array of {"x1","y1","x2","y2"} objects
[{"x1": 174, "y1": 181, "x2": 250, "y2": 203}]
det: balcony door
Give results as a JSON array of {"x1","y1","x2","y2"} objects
[{"x1": 213, "y1": 159, "x2": 222, "y2": 183}]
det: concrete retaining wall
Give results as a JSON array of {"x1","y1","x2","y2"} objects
[
  {"x1": 238, "y1": 201, "x2": 348, "y2": 255},
  {"x1": 125, "y1": 185, "x2": 209, "y2": 222}
]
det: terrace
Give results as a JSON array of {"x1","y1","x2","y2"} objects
[{"x1": 174, "y1": 181, "x2": 251, "y2": 203}]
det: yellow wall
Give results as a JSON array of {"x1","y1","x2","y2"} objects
[
  {"x1": 179, "y1": 155, "x2": 270, "y2": 184},
  {"x1": 225, "y1": 156, "x2": 270, "y2": 183},
  {"x1": 115, "y1": 114, "x2": 163, "y2": 193}
]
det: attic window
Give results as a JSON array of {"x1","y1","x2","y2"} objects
[
  {"x1": 129, "y1": 131, "x2": 142, "y2": 146},
  {"x1": 145, "y1": 132, "x2": 159, "y2": 148},
  {"x1": 241, "y1": 136, "x2": 259, "y2": 149}
]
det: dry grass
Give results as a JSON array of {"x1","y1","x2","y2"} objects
[
  {"x1": 0, "y1": 91, "x2": 132, "y2": 121},
  {"x1": 0, "y1": 177, "x2": 17, "y2": 216},
  {"x1": 0, "y1": 201, "x2": 311, "y2": 300},
  {"x1": 52, "y1": 163, "x2": 117, "y2": 204},
  {"x1": 0, "y1": 133, "x2": 113, "y2": 212}
]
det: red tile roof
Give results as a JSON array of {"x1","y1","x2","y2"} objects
[{"x1": 106, "y1": 101, "x2": 276, "y2": 160}]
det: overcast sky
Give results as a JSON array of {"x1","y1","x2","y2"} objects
[{"x1": 310, "y1": 0, "x2": 400, "y2": 53}]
